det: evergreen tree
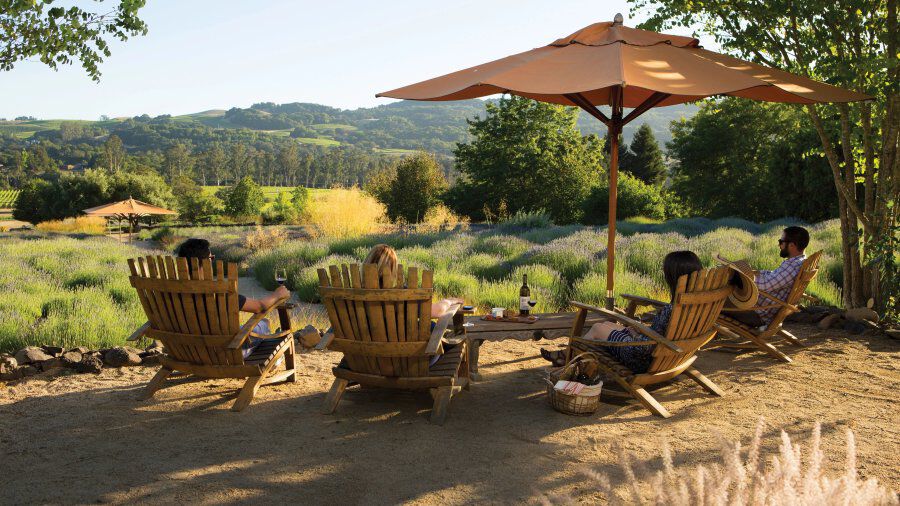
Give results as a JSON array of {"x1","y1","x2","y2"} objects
[{"x1": 627, "y1": 124, "x2": 667, "y2": 185}]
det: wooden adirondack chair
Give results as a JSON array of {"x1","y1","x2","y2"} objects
[
  {"x1": 566, "y1": 266, "x2": 733, "y2": 418},
  {"x1": 317, "y1": 263, "x2": 469, "y2": 425},
  {"x1": 126, "y1": 255, "x2": 296, "y2": 411},
  {"x1": 712, "y1": 251, "x2": 822, "y2": 363}
]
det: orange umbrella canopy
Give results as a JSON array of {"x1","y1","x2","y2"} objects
[
  {"x1": 378, "y1": 16, "x2": 869, "y2": 308},
  {"x1": 83, "y1": 197, "x2": 177, "y2": 217},
  {"x1": 378, "y1": 18, "x2": 869, "y2": 107}
]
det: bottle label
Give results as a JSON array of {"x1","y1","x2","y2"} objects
[{"x1": 520, "y1": 296, "x2": 530, "y2": 311}]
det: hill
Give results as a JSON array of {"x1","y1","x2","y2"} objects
[{"x1": 0, "y1": 99, "x2": 697, "y2": 154}]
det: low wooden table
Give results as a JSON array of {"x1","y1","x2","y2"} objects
[{"x1": 461, "y1": 312, "x2": 606, "y2": 381}]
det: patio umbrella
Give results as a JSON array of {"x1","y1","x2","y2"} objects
[
  {"x1": 83, "y1": 197, "x2": 177, "y2": 240},
  {"x1": 377, "y1": 14, "x2": 870, "y2": 309}
]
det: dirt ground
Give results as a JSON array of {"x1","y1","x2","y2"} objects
[{"x1": 1, "y1": 324, "x2": 897, "y2": 504}]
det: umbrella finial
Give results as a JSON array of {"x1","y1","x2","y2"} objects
[{"x1": 613, "y1": 13, "x2": 624, "y2": 26}]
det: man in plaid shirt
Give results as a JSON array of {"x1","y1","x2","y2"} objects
[{"x1": 729, "y1": 226, "x2": 809, "y2": 328}]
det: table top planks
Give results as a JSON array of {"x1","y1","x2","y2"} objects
[{"x1": 462, "y1": 312, "x2": 608, "y2": 342}]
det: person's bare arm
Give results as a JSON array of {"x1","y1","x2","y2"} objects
[
  {"x1": 431, "y1": 297, "x2": 464, "y2": 318},
  {"x1": 241, "y1": 285, "x2": 291, "y2": 313}
]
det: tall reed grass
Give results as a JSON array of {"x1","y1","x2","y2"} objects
[
  {"x1": 35, "y1": 216, "x2": 107, "y2": 235},
  {"x1": 306, "y1": 187, "x2": 387, "y2": 239},
  {"x1": 552, "y1": 420, "x2": 898, "y2": 505}
]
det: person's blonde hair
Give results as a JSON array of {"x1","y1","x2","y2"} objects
[{"x1": 364, "y1": 244, "x2": 398, "y2": 279}]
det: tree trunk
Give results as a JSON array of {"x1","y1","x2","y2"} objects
[{"x1": 837, "y1": 104, "x2": 866, "y2": 307}]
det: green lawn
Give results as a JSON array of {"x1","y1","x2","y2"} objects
[
  {"x1": 310, "y1": 123, "x2": 357, "y2": 132},
  {"x1": 294, "y1": 137, "x2": 341, "y2": 146}
]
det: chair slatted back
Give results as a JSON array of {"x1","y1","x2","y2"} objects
[
  {"x1": 318, "y1": 264, "x2": 434, "y2": 377},
  {"x1": 128, "y1": 255, "x2": 244, "y2": 366},
  {"x1": 650, "y1": 266, "x2": 733, "y2": 372},
  {"x1": 765, "y1": 251, "x2": 822, "y2": 330}
]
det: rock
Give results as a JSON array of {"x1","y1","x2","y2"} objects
[
  {"x1": 103, "y1": 347, "x2": 142, "y2": 367},
  {"x1": 68, "y1": 346, "x2": 89, "y2": 355},
  {"x1": 19, "y1": 365, "x2": 40, "y2": 377},
  {"x1": 144, "y1": 341, "x2": 164, "y2": 352},
  {"x1": 885, "y1": 328, "x2": 900, "y2": 340},
  {"x1": 75, "y1": 355, "x2": 103, "y2": 374},
  {"x1": 139, "y1": 353, "x2": 162, "y2": 366},
  {"x1": 804, "y1": 305, "x2": 839, "y2": 314},
  {"x1": 817, "y1": 313, "x2": 843, "y2": 330},
  {"x1": 296, "y1": 325, "x2": 321, "y2": 348},
  {"x1": 845, "y1": 307, "x2": 879, "y2": 323},
  {"x1": 0, "y1": 367, "x2": 23, "y2": 381},
  {"x1": 843, "y1": 320, "x2": 869, "y2": 335},
  {"x1": 40, "y1": 358, "x2": 64, "y2": 371},
  {"x1": 14, "y1": 346, "x2": 53, "y2": 365},
  {"x1": 0, "y1": 356, "x2": 19, "y2": 377},
  {"x1": 41, "y1": 345, "x2": 64, "y2": 357},
  {"x1": 61, "y1": 351, "x2": 83, "y2": 367}
]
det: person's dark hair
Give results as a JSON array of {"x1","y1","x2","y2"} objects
[
  {"x1": 662, "y1": 250, "x2": 703, "y2": 300},
  {"x1": 782, "y1": 226, "x2": 809, "y2": 251},
  {"x1": 177, "y1": 238, "x2": 211, "y2": 259}
]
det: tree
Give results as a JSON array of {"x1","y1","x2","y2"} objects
[
  {"x1": 628, "y1": 123, "x2": 667, "y2": 185},
  {"x1": 371, "y1": 152, "x2": 447, "y2": 223},
  {"x1": 171, "y1": 174, "x2": 222, "y2": 223},
  {"x1": 276, "y1": 143, "x2": 299, "y2": 186},
  {"x1": 635, "y1": 0, "x2": 898, "y2": 312},
  {"x1": 163, "y1": 142, "x2": 194, "y2": 181},
  {"x1": 1, "y1": 0, "x2": 148, "y2": 81},
  {"x1": 101, "y1": 134, "x2": 126, "y2": 172},
  {"x1": 217, "y1": 176, "x2": 264, "y2": 218},
  {"x1": 451, "y1": 95, "x2": 603, "y2": 224},
  {"x1": 668, "y1": 98, "x2": 837, "y2": 222}
]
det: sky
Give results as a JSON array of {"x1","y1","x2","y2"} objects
[{"x1": 0, "y1": 0, "x2": 709, "y2": 120}]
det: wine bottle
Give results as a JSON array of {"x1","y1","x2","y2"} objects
[{"x1": 519, "y1": 274, "x2": 531, "y2": 316}]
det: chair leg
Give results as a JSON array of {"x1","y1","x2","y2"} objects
[
  {"x1": 322, "y1": 378, "x2": 349, "y2": 414},
  {"x1": 284, "y1": 339, "x2": 298, "y2": 382},
  {"x1": 611, "y1": 375, "x2": 670, "y2": 418},
  {"x1": 683, "y1": 367, "x2": 724, "y2": 396},
  {"x1": 231, "y1": 376, "x2": 264, "y2": 412},
  {"x1": 141, "y1": 367, "x2": 173, "y2": 400},
  {"x1": 750, "y1": 335, "x2": 793, "y2": 363},
  {"x1": 430, "y1": 386, "x2": 453, "y2": 425},
  {"x1": 778, "y1": 329, "x2": 804, "y2": 347}
]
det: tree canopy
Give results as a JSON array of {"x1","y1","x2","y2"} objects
[
  {"x1": 1, "y1": 0, "x2": 148, "y2": 81},
  {"x1": 451, "y1": 96, "x2": 603, "y2": 224}
]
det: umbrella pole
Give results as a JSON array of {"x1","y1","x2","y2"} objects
[
  {"x1": 606, "y1": 121, "x2": 619, "y2": 310},
  {"x1": 605, "y1": 87, "x2": 624, "y2": 310}
]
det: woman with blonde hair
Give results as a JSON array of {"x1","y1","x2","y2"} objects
[{"x1": 364, "y1": 244, "x2": 462, "y2": 317}]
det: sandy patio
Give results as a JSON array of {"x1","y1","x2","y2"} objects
[{"x1": 1, "y1": 323, "x2": 897, "y2": 504}]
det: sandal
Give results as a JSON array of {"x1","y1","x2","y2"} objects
[{"x1": 540, "y1": 348, "x2": 567, "y2": 367}]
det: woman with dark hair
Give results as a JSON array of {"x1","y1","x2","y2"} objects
[{"x1": 541, "y1": 250, "x2": 703, "y2": 373}]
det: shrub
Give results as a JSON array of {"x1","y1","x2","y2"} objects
[
  {"x1": 497, "y1": 210, "x2": 554, "y2": 231},
  {"x1": 473, "y1": 234, "x2": 533, "y2": 260},
  {"x1": 35, "y1": 216, "x2": 107, "y2": 234},
  {"x1": 243, "y1": 225, "x2": 287, "y2": 252},
  {"x1": 306, "y1": 187, "x2": 386, "y2": 239},
  {"x1": 582, "y1": 172, "x2": 668, "y2": 225},
  {"x1": 419, "y1": 204, "x2": 470, "y2": 233},
  {"x1": 250, "y1": 241, "x2": 329, "y2": 290},
  {"x1": 291, "y1": 255, "x2": 358, "y2": 302}
]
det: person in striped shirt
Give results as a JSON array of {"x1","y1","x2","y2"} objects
[{"x1": 728, "y1": 226, "x2": 809, "y2": 328}]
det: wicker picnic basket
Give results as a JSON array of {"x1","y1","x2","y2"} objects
[{"x1": 545, "y1": 352, "x2": 603, "y2": 416}]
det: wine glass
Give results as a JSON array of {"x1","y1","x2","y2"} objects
[
  {"x1": 274, "y1": 268, "x2": 287, "y2": 286},
  {"x1": 528, "y1": 299, "x2": 537, "y2": 310}
]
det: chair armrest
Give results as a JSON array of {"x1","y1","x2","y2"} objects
[
  {"x1": 226, "y1": 295, "x2": 293, "y2": 349},
  {"x1": 620, "y1": 294, "x2": 666, "y2": 308},
  {"x1": 756, "y1": 289, "x2": 799, "y2": 313},
  {"x1": 569, "y1": 301, "x2": 683, "y2": 353},
  {"x1": 315, "y1": 331, "x2": 335, "y2": 351},
  {"x1": 425, "y1": 303, "x2": 462, "y2": 355},
  {"x1": 127, "y1": 321, "x2": 151, "y2": 342}
]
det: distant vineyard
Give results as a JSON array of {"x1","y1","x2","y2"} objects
[{"x1": 0, "y1": 189, "x2": 19, "y2": 208}]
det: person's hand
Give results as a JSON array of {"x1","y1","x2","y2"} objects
[{"x1": 275, "y1": 285, "x2": 291, "y2": 299}]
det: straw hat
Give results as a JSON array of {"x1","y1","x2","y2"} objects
[{"x1": 725, "y1": 266, "x2": 758, "y2": 310}]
